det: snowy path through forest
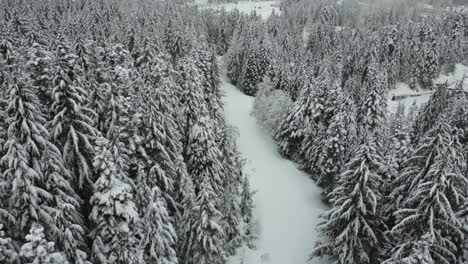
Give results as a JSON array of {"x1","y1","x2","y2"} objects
[{"x1": 221, "y1": 64, "x2": 327, "y2": 264}]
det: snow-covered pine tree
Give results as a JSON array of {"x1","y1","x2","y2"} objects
[
  {"x1": 275, "y1": 76, "x2": 315, "y2": 158},
  {"x1": 163, "y1": 21, "x2": 187, "y2": 64},
  {"x1": 419, "y1": 22, "x2": 439, "y2": 89},
  {"x1": 238, "y1": 39, "x2": 269, "y2": 96},
  {"x1": 407, "y1": 24, "x2": 423, "y2": 90},
  {"x1": 177, "y1": 56, "x2": 207, "y2": 153},
  {"x1": 311, "y1": 79, "x2": 355, "y2": 191},
  {"x1": 382, "y1": 103, "x2": 414, "y2": 228},
  {"x1": 176, "y1": 174, "x2": 198, "y2": 263},
  {"x1": 186, "y1": 116, "x2": 224, "y2": 195},
  {"x1": 315, "y1": 104, "x2": 349, "y2": 194},
  {"x1": 89, "y1": 137, "x2": 141, "y2": 264},
  {"x1": 443, "y1": 11, "x2": 465, "y2": 70},
  {"x1": 226, "y1": 29, "x2": 245, "y2": 86},
  {"x1": 386, "y1": 234, "x2": 435, "y2": 264},
  {"x1": 86, "y1": 81, "x2": 109, "y2": 135},
  {"x1": 312, "y1": 138, "x2": 387, "y2": 264},
  {"x1": 388, "y1": 116, "x2": 467, "y2": 264},
  {"x1": 191, "y1": 177, "x2": 227, "y2": 264},
  {"x1": 359, "y1": 60, "x2": 388, "y2": 139},
  {"x1": 41, "y1": 144, "x2": 90, "y2": 264},
  {"x1": 48, "y1": 44, "x2": 98, "y2": 190},
  {"x1": 0, "y1": 224, "x2": 18, "y2": 264},
  {"x1": 140, "y1": 186, "x2": 178, "y2": 264},
  {"x1": 217, "y1": 124, "x2": 245, "y2": 255},
  {"x1": 448, "y1": 91, "x2": 468, "y2": 145},
  {"x1": 383, "y1": 26, "x2": 400, "y2": 87},
  {"x1": 458, "y1": 202, "x2": 468, "y2": 264},
  {"x1": 298, "y1": 68, "x2": 335, "y2": 177},
  {"x1": 407, "y1": 101, "x2": 419, "y2": 126},
  {"x1": 239, "y1": 172, "x2": 256, "y2": 249},
  {"x1": 412, "y1": 83, "x2": 451, "y2": 144},
  {"x1": 0, "y1": 77, "x2": 57, "y2": 237},
  {"x1": 20, "y1": 223, "x2": 68, "y2": 264},
  {"x1": 25, "y1": 42, "x2": 54, "y2": 108}
]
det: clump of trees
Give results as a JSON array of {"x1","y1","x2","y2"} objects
[{"x1": 0, "y1": 1, "x2": 255, "y2": 263}]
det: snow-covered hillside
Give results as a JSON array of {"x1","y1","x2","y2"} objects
[
  {"x1": 196, "y1": 0, "x2": 280, "y2": 20},
  {"x1": 221, "y1": 59, "x2": 327, "y2": 264},
  {"x1": 387, "y1": 64, "x2": 468, "y2": 113}
]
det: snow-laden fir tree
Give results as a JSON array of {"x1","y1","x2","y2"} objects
[
  {"x1": 0, "y1": 77, "x2": 58, "y2": 237},
  {"x1": 0, "y1": 74, "x2": 90, "y2": 263},
  {"x1": 176, "y1": 174, "x2": 198, "y2": 264},
  {"x1": 217, "y1": 124, "x2": 244, "y2": 255},
  {"x1": 239, "y1": 172, "x2": 256, "y2": 249},
  {"x1": 25, "y1": 42, "x2": 54, "y2": 108},
  {"x1": 275, "y1": 76, "x2": 316, "y2": 158},
  {"x1": 315, "y1": 104, "x2": 350, "y2": 194},
  {"x1": 0, "y1": 224, "x2": 18, "y2": 264},
  {"x1": 140, "y1": 186, "x2": 178, "y2": 264},
  {"x1": 312, "y1": 137, "x2": 387, "y2": 264},
  {"x1": 382, "y1": 103, "x2": 414, "y2": 228},
  {"x1": 177, "y1": 56, "x2": 206, "y2": 152},
  {"x1": 133, "y1": 85, "x2": 181, "y2": 214},
  {"x1": 388, "y1": 116, "x2": 467, "y2": 264},
  {"x1": 388, "y1": 234, "x2": 435, "y2": 264},
  {"x1": 89, "y1": 137, "x2": 141, "y2": 264},
  {"x1": 186, "y1": 116, "x2": 224, "y2": 195},
  {"x1": 359, "y1": 60, "x2": 388, "y2": 139},
  {"x1": 190, "y1": 177, "x2": 226, "y2": 264},
  {"x1": 383, "y1": 26, "x2": 400, "y2": 87},
  {"x1": 238, "y1": 38, "x2": 269, "y2": 96},
  {"x1": 226, "y1": 29, "x2": 245, "y2": 86},
  {"x1": 20, "y1": 223, "x2": 68, "y2": 264},
  {"x1": 307, "y1": 78, "x2": 353, "y2": 190},
  {"x1": 412, "y1": 83, "x2": 451, "y2": 144},
  {"x1": 48, "y1": 44, "x2": 98, "y2": 190},
  {"x1": 298, "y1": 68, "x2": 336, "y2": 177},
  {"x1": 41, "y1": 144, "x2": 90, "y2": 264},
  {"x1": 419, "y1": 22, "x2": 439, "y2": 88}
]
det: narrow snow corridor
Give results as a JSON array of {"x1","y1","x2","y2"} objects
[{"x1": 221, "y1": 64, "x2": 327, "y2": 264}]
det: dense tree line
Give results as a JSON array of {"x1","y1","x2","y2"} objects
[
  {"x1": 0, "y1": 0, "x2": 255, "y2": 263},
  {"x1": 221, "y1": 1, "x2": 468, "y2": 264}
]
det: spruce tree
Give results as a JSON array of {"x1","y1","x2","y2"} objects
[
  {"x1": 218, "y1": 125, "x2": 244, "y2": 255},
  {"x1": 186, "y1": 116, "x2": 224, "y2": 195},
  {"x1": 412, "y1": 83, "x2": 451, "y2": 145},
  {"x1": 313, "y1": 138, "x2": 387, "y2": 264},
  {"x1": 386, "y1": 234, "x2": 435, "y2": 264},
  {"x1": 275, "y1": 77, "x2": 315, "y2": 158},
  {"x1": 191, "y1": 177, "x2": 226, "y2": 264},
  {"x1": 239, "y1": 173, "x2": 256, "y2": 249},
  {"x1": 41, "y1": 145, "x2": 90, "y2": 264},
  {"x1": 389, "y1": 117, "x2": 467, "y2": 264},
  {"x1": 141, "y1": 187, "x2": 178, "y2": 264},
  {"x1": 1, "y1": 77, "x2": 56, "y2": 237},
  {"x1": 48, "y1": 45, "x2": 98, "y2": 190},
  {"x1": 89, "y1": 138, "x2": 141, "y2": 264},
  {"x1": 0, "y1": 224, "x2": 18, "y2": 264},
  {"x1": 359, "y1": 62, "x2": 387, "y2": 139},
  {"x1": 419, "y1": 23, "x2": 439, "y2": 88},
  {"x1": 20, "y1": 224, "x2": 68, "y2": 264}
]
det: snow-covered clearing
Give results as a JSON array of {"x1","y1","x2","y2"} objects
[
  {"x1": 221, "y1": 60, "x2": 327, "y2": 264},
  {"x1": 197, "y1": 0, "x2": 280, "y2": 20},
  {"x1": 387, "y1": 64, "x2": 468, "y2": 113}
]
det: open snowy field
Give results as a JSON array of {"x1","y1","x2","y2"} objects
[
  {"x1": 196, "y1": 0, "x2": 280, "y2": 19},
  {"x1": 387, "y1": 64, "x2": 468, "y2": 113}
]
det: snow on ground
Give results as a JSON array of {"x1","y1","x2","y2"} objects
[
  {"x1": 197, "y1": 0, "x2": 280, "y2": 20},
  {"x1": 221, "y1": 59, "x2": 327, "y2": 264},
  {"x1": 387, "y1": 64, "x2": 468, "y2": 113}
]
